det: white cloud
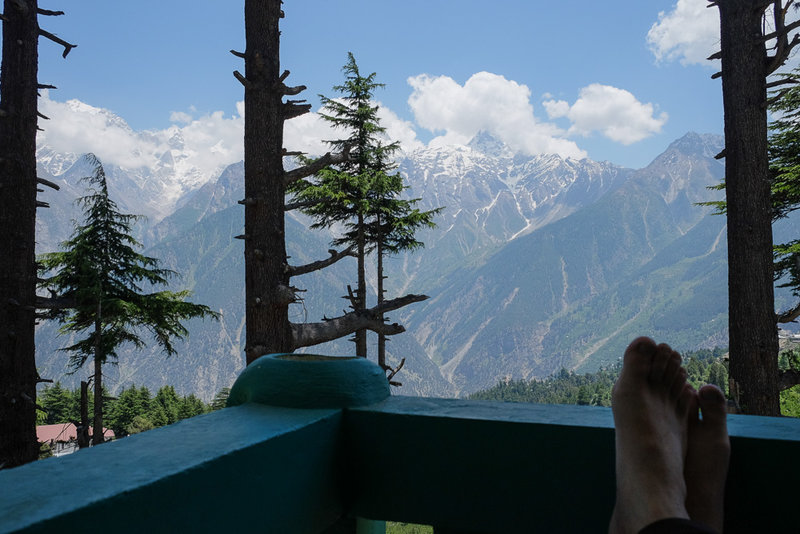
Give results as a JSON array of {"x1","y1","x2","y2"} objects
[
  {"x1": 169, "y1": 111, "x2": 193, "y2": 124},
  {"x1": 647, "y1": 0, "x2": 719, "y2": 66},
  {"x1": 282, "y1": 100, "x2": 423, "y2": 157},
  {"x1": 283, "y1": 112, "x2": 333, "y2": 156},
  {"x1": 544, "y1": 84, "x2": 668, "y2": 145},
  {"x1": 376, "y1": 103, "x2": 424, "y2": 153},
  {"x1": 37, "y1": 91, "x2": 244, "y2": 182},
  {"x1": 38, "y1": 92, "x2": 422, "y2": 188},
  {"x1": 407, "y1": 72, "x2": 587, "y2": 159}
]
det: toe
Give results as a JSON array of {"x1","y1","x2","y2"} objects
[
  {"x1": 698, "y1": 385, "x2": 728, "y2": 428},
  {"x1": 650, "y1": 343, "x2": 675, "y2": 384},
  {"x1": 622, "y1": 337, "x2": 657, "y2": 380}
]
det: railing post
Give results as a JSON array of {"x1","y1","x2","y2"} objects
[{"x1": 228, "y1": 353, "x2": 392, "y2": 534}]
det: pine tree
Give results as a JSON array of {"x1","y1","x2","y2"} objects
[
  {"x1": 289, "y1": 53, "x2": 438, "y2": 365},
  {"x1": 289, "y1": 52, "x2": 387, "y2": 357},
  {"x1": 38, "y1": 155, "x2": 218, "y2": 445},
  {"x1": 366, "y1": 144, "x2": 440, "y2": 372}
]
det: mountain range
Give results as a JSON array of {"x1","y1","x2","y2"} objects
[{"x1": 33, "y1": 129, "x2": 770, "y2": 400}]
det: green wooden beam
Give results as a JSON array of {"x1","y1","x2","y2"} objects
[{"x1": 0, "y1": 404, "x2": 344, "y2": 534}]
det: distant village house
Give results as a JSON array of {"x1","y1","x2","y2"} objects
[{"x1": 36, "y1": 424, "x2": 115, "y2": 456}]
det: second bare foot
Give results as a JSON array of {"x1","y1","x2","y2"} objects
[{"x1": 609, "y1": 337, "x2": 693, "y2": 534}]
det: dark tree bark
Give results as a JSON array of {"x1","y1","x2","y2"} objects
[
  {"x1": 241, "y1": 0, "x2": 294, "y2": 364},
  {"x1": 91, "y1": 340, "x2": 104, "y2": 446},
  {"x1": 377, "y1": 233, "x2": 387, "y2": 369},
  {"x1": 0, "y1": 0, "x2": 41, "y2": 468},
  {"x1": 239, "y1": 1, "x2": 428, "y2": 366},
  {"x1": 355, "y1": 214, "x2": 367, "y2": 358},
  {"x1": 716, "y1": 0, "x2": 787, "y2": 415},
  {"x1": 77, "y1": 381, "x2": 90, "y2": 449}
]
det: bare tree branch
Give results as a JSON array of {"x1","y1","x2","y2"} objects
[
  {"x1": 291, "y1": 294, "x2": 428, "y2": 349},
  {"x1": 762, "y1": 17, "x2": 800, "y2": 42},
  {"x1": 37, "y1": 83, "x2": 56, "y2": 90},
  {"x1": 287, "y1": 247, "x2": 356, "y2": 278},
  {"x1": 767, "y1": 87, "x2": 793, "y2": 106},
  {"x1": 233, "y1": 70, "x2": 250, "y2": 88},
  {"x1": 283, "y1": 151, "x2": 349, "y2": 185},
  {"x1": 278, "y1": 83, "x2": 307, "y2": 96},
  {"x1": 777, "y1": 302, "x2": 800, "y2": 323},
  {"x1": 282, "y1": 100, "x2": 311, "y2": 120},
  {"x1": 292, "y1": 314, "x2": 404, "y2": 349},
  {"x1": 38, "y1": 28, "x2": 76, "y2": 58},
  {"x1": 386, "y1": 358, "x2": 405, "y2": 381},
  {"x1": 37, "y1": 177, "x2": 60, "y2": 190},
  {"x1": 36, "y1": 295, "x2": 75, "y2": 310},
  {"x1": 766, "y1": 77, "x2": 800, "y2": 88},
  {"x1": 229, "y1": 49, "x2": 246, "y2": 59},
  {"x1": 766, "y1": 2, "x2": 800, "y2": 75},
  {"x1": 37, "y1": 8, "x2": 64, "y2": 16}
]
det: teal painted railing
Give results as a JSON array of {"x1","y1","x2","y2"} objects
[{"x1": 1, "y1": 354, "x2": 799, "y2": 534}]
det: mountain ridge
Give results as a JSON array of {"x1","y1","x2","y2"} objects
[{"x1": 34, "y1": 130, "x2": 730, "y2": 400}]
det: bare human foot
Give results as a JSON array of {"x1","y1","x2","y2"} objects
[
  {"x1": 685, "y1": 384, "x2": 730, "y2": 533},
  {"x1": 609, "y1": 337, "x2": 694, "y2": 534}
]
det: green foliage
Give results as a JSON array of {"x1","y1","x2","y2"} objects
[
  {"x1": 700, "y1": 68, "x2": 800, "y2": 300},
  {"x1": 38, "y1": 382, "x2": 78, "y2": 424},
  {"x1": 26, "y1": 383, "x2": 212, "y2": 437},
  {"x1": 151, "y1": 385, "x2": 181, "y2": 426},
  {"x1": 38, "y1": 154, "x2": 219, "y2": 371},
  {"x1": 470, "y1": 348, "x2": 732, "y2": 409},
  {"x1": 386, "y1": 523, "x2": 433, "y2": 534},
  {"x1": 126, "y1": 415, "x2": 155, "y2": 435},
  {"x1": 106, "y1": 385, "x2": 152, "y2": 436},
  {"x1": 210, "y1": 387, "x2": 231, "y2": 411},
  {"x1": 38, "y1": 442, "x2": 53, "y2": 460},
  {"x1": 469, "y1": 366, "x2": 618, "y2": 406},
  {"x1": 779, "y1": 348, "x2": 800, "y2": 417},
  {"x1": 179, "y1": 393, "x2": 209, "y2": 419},
  {"x1": 287, "y1": 54, "x2": 439, "y2": 353}
]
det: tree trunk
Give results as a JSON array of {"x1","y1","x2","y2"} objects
[
  {"x1": 78, "y1": 380, "x2": 90, "y2": 449},
  {"x1": 242, "y1": 0, "x2": 293, "y2": 364},
  {"x1": 0, "y1": 0, "x2": 41, "y2": 468},
  {"x1": 377, "y1": 226, "x2": 386, "y2": 369},
  {"x1": 91, "y1": 317, "x2": 105, "y2": 445},
  {"x1": 718, "y1": 0, "x2": 780, "y2": 415},
  {"x1": 355, "y1": 213, "x2": 367, "y2": 358}
]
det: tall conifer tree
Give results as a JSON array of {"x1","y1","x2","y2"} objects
[
  {"x1": 38, "y1": 155, "x2": 217, "y2": 445},
  {"x1": 289, "y1": 53, "x2": 438, "y2": 363}
]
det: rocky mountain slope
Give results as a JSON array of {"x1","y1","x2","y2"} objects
[{"x1": 34, "y1": 131, "x2": 733, "y2": 399}]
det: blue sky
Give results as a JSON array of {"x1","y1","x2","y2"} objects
[{"x1": 32, "y1": 0, "x2": 727, "y2": 171}]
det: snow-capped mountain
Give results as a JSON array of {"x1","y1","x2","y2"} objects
[
  {"x1": 34, "y1": 130, "x2": 732, "y2": 400},
  {"x1": 390, "y1": 132, "x2": 630, "y2": 293},
  {"x1": 36, "y1": 98, "x2": 234, "y2": 225}
]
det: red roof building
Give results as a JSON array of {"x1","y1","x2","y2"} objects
[{"x1": 37, "y1": 423, "x2": 115, "y2": 456}]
